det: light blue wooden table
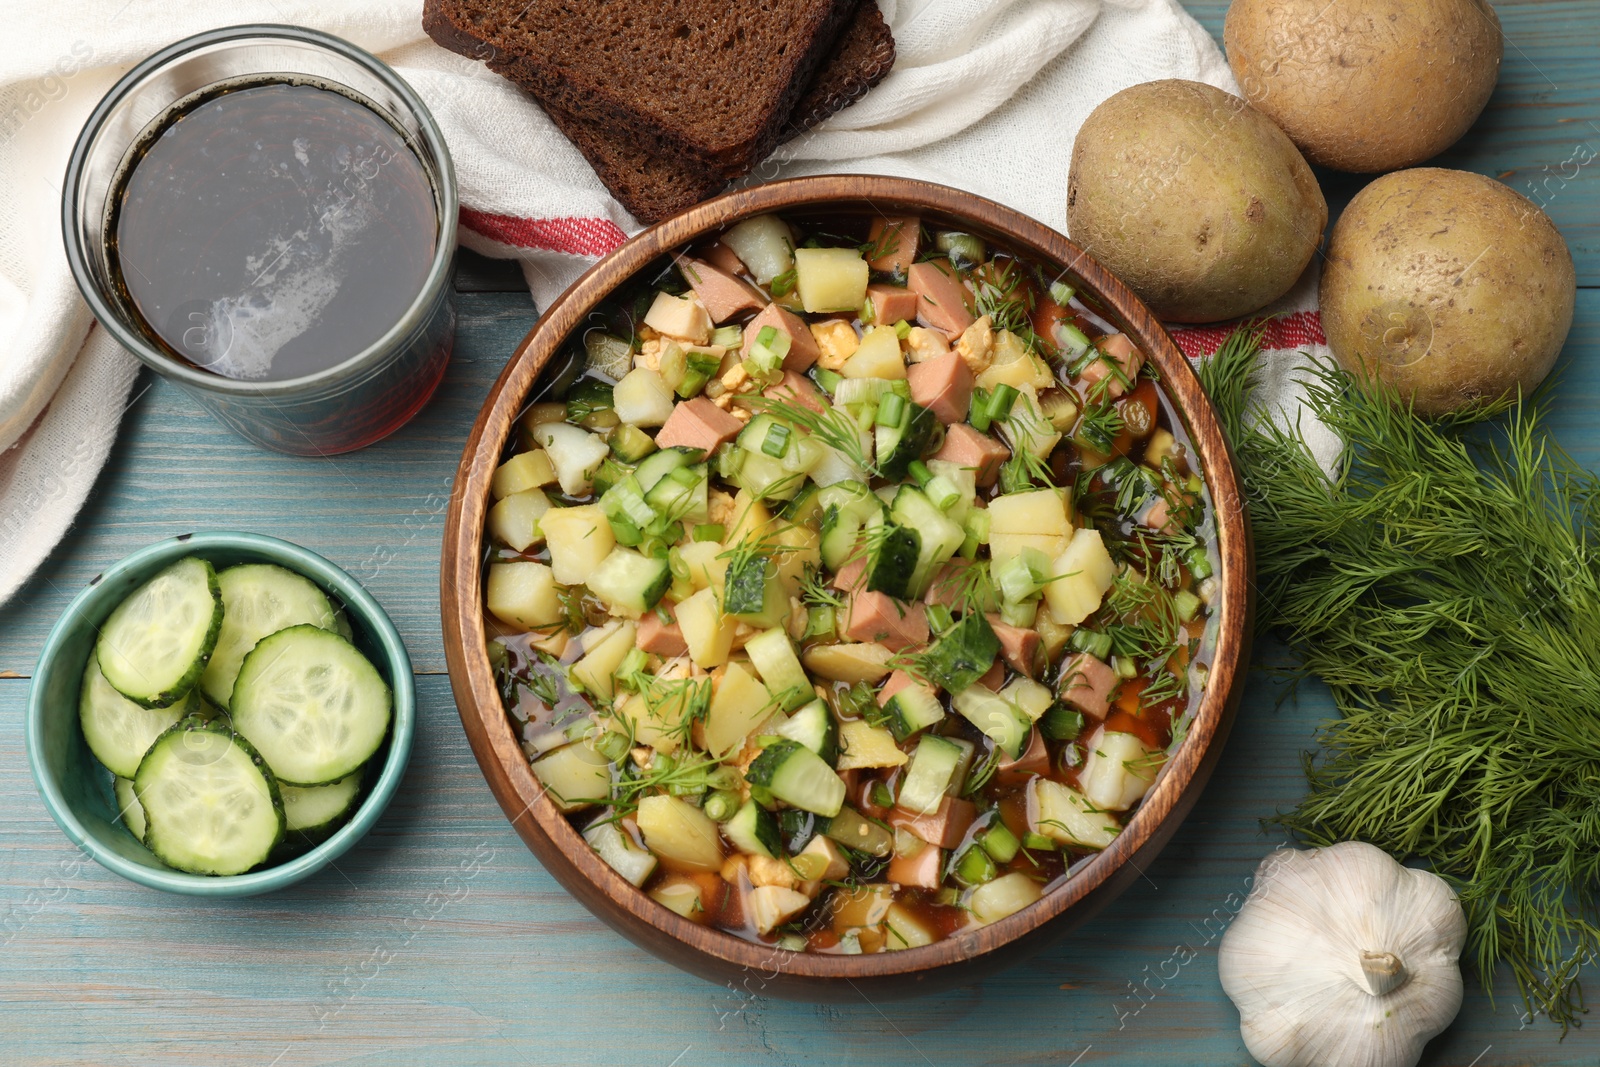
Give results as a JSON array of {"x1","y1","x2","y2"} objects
[{"x1": 3, "y1": 4, "x2": 1597, "y2": 1064}]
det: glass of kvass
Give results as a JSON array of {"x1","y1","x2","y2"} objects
[{"x1": 62, "y1": 25, "x2": 458, "y2": 456}]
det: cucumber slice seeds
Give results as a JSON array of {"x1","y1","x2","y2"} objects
[
  {"x1": 200, "y1": 563, "x2": 337, "y2": 709},
  {"x1": 79, "y1": 656, "x2": 197, "y2": 778},
  {"x1": 96, "y1": 556, "x2": 222, "y2": 708},
  {"x1": 229, "y1": 625, "x2": 392, "y2": 786},
  {"x1": 135, "y1": 719, "x2": 284, "y2": 876}
]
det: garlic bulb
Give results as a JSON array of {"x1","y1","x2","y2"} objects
[{"x1": 1218, "y1": 842, "x2": 1467, "y2": 1067}]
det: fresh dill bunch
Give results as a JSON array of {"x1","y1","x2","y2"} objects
[{"x1": 1201, "y1": 325, "x2": 1600, "y2": 1031}]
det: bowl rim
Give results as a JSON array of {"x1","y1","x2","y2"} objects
[
  {"x1": 26, "y1": 531, "x2": 416, "y2": 897},
  {"x1": 441, "y1": 175, "x2": 1252, "y2": 978}
]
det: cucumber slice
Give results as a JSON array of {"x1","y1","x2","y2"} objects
[
  {"x1": 229, "y1": 625, "x2": 392, "y2": 786},
  {"x1": 952, "y1": 686, "x2": 1030, "y2": 758},
  {"x1": 634, "y1": 446, "x2": 701, "y2": 491},
  {"x1": 79, "y1": 656, "x2": 197, "y2": 778},
  {"x1": 918, "y1": 612, "x2": 1001, "y2": 693},
  {"x1": 889, "y1": 486, "x2": 966, "y2": 596},
  {"x1": 723, "y1": 799, "x2": 782, "y2": 859},
  {"x1": 280, "y1": 769, "x2": 363, "y2": 833},
  {"x1": 773, "y1": 699, "x2": 839, "y2": 765},
  {"x1": 134, "y1": 719, "x2": 284, "y2": 875},
  {"x1": 331, "y1": 608, "x2": 353, "y2": 642},
  {"x1": 897, "y1": 735, "x2": 972, "y2": 814},
  {"x1": 745, "y1": 740, "x2": 846, "y2": 818},
  {"x1": 585, "y1": 547, "x2": 671, "y2": 617},
  {"x1": 114, "y1": 776, "x2": 146, "y2": 842},
  {"x1": 201, "y1": 563, "x2": 338, "y2": 709},
  {"x1": 866, "y1": 525, "x2": 921, "y2": 600},
  {"x1": 875, "y1": 402, "x2": 936, "y2": 481},
  {"x1": 819, "y1": 507, "x2": 862, "y2": 572},
  {"x1": 881, "y1": 682, "x2": 946, "y2": 742},
  {"x1": 96, "y1": 557, "x2": 222, "y2": 707},
  {"x1": 743, "y1": 629, "x2": 812, "y2": 711}
]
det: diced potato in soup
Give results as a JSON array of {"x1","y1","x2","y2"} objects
[{"x1": 484, "y1": 207, "x2": 1216, "y2": 954}]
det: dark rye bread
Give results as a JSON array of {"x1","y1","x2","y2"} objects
[
  {"x1": 422, "y1": 0, "x2": 859, "y2": 179},
  {"x1": 534, "y1": 4, "x2": 896, "y2": 223}
]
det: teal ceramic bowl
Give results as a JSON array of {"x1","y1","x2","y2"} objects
[{"x1": 27, "y1": 532, "x2": 415, "y2": 896}]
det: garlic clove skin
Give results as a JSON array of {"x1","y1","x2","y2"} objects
[{"x1": 1218, "y1": 841, "x2": 1468, "y2": 1067}]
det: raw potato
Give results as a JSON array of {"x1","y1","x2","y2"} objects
[
  {"x1": 1224, "y1": 0, "x2": 1502, "y2": 174},
  {"x1": 1066, "y1": 79, "x2": 1326, "y2": 323},
  {"x1": 1320, "y1": 168, "x2": 1576, "y2": 417}
]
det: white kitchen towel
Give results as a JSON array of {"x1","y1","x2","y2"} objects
[{"x1": 0, "y1": 0, "x2": 1333, "y2": 606}]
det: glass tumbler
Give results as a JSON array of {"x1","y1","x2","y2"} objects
[{"x1": 62, "y1": 24, "x2": 458, "y2": 456}]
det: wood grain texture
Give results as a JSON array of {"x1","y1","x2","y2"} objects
[
  {"x1": 441, "y1": 175, "x2": 1256, "y2": 998},
  {"x1": 0, "y1": 0, "x2": 1597, "y2": 1060}
]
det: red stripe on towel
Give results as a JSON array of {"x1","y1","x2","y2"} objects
[
  {"x1": 1169, "y1": 310, "x2": 1326, "y2": 360},
  {"x1": 459, "y1": 209, "x2": 628, "y2": 257}
]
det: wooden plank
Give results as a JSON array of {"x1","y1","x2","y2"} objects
[
  {"x1": 1186, "y1": 0, "x2": 1600, "y2": 285},
  {"x1": 0, "y1": 668, "x2": 1585, "y2": 1066},
  {"x1": 454, "y1": 248, "x2": 528, "y2": 294}
]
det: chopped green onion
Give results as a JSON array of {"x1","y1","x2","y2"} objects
[
  {"x1": 593, "y1": 730, "x2": 632, "y2": 763},
  {"x1": 677, "y1": 350, "x2": 723, "y2": 399},
  {"x1": 711, "y1": 325, "x2": 743, "y2": 348},
  {"x1": 776, "y1": 934, "x2": 808, "y2": 953},
  {"x1": 1174, "y1": 589, "x2": 1202, "y2": 622},
  {"x1": 953, "y1": 845, "x2": 998, "y2": 886},
  {"x1": 812, "y1": 367, "x2": 843, "y2": 395},
  {"x1": 693, "y1": 523, "x2": 725, "y2": 543},
  {"x1": 1070, "y1": 628, "x2": 1114, "y2": 661},
  {"x1": 876, "y1": 391, "x2": 908, "y2": 429},
  {"x1": 1186, "y1": 547, "x2": 1214, "y2": 580},
  {"x1": 1039, "y1": 701, "x2": 1085, "y2": 742},
  {"x1": 925, "y1": 475, "x2": 962, "y2": 512},
  {"x1": 908, "y1": 460, "x2": 934, "y2": 488},
  {"x1": 1056, "y1": 322, "x2": 1092, "y2": 359},
  {"x1": 756, "y1": 326, "x2": 779, "y2": 349},
  {"x1": 978, "y1": 822, "x2": 1021, "y2": 863},
  {"x1": 768, "y1": 268, "x2": 797, "y2": 297},
  {"x1": 1111, "y1": 655, "x2": 1139, "y2": 680},
  {"x1": 859, "y1": 298, "x2": 876, "y2": 325},
  {"x1": 936, "y1": 231, "x2": 986, "y2": 270},
  {"x1": 988, "y1": 383, "x2": 1019, "y2": 422},
  {"x1": 894, "y1": 319, "x2": 912, "y2": 339},
  {"x1": 925, "y1": 602, "x2": 954, "y2": 634},
  {"x1": 802, "y1": 604, "x2": 837, "y2": 641},
  {"x1": 1021, "y1": 831, "x2": 1057, "y2": 852},
  {"x1": 703, "y1": 790, "x2": 740, "y2": 822},
  {"x1": 968, "y1": 387, "x2": 994, "y2": 432},
  {"x1": 1049, "y1": 280, "x2": 1076, "y2": 306},
  {"x1": 762, "y1": 423, "x2": 792, "y2": 458},
  {"x1": 870, "y1": 781, "x2": 896, "y2": 810}
]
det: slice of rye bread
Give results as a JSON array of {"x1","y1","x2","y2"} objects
[
  {"x1": 534, "y1": 4, "x2": 896, "y2": 223},
  {"x1": 422, "y1": 0, "x2": 859, "y2": 179}
]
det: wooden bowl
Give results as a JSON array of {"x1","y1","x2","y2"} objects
[{"x1": 441, "y1": 175, "x2": 1253, "y2": 1000}]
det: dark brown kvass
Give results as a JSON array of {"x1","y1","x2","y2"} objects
[{"x1": 109, "y1": 81, "x2": 438, "y2": 382}]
